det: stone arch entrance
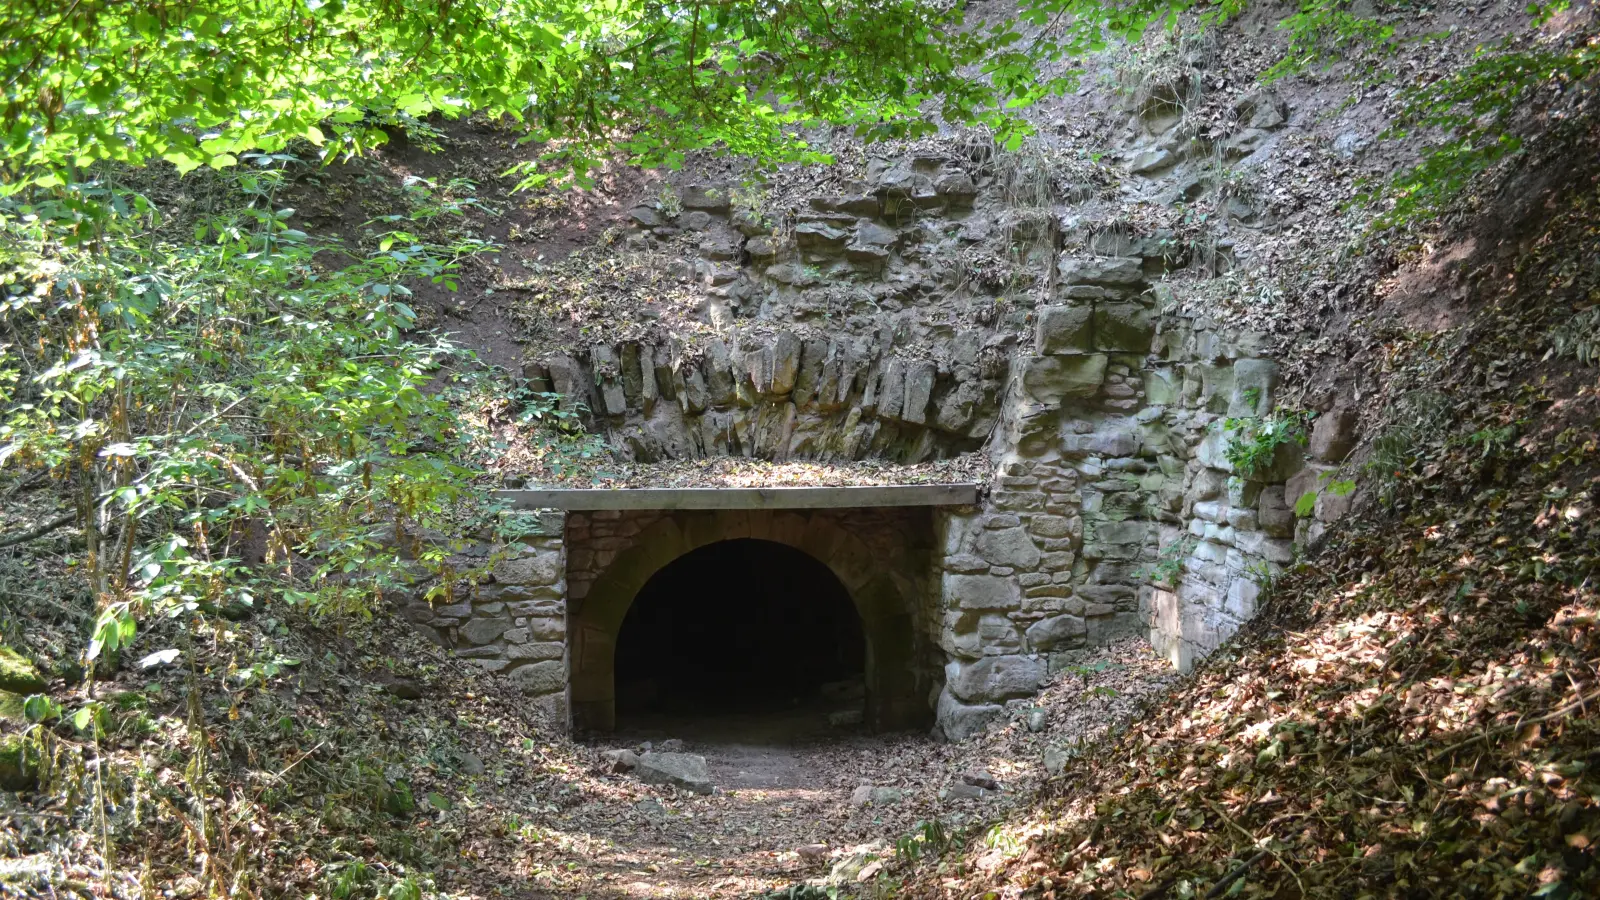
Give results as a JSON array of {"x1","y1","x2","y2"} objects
[
  {"x1": 614, "y1": 538, "x2": 867, "y2": 718},
  {"x1": 569, "y1": 509, "x2": 930, "y2": 732}
]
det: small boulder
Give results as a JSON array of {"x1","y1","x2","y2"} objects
[
  {"x1": 628, "y1": 206, "x2": 662, "y2": 228},
  {"x1": 680, "y1": 185, "x2": 730, "y2": 211},
  {"x1": 636, "y1": 751, "x2": 714, "y2": 795},
  {"x1": 797, "y1": 843, "x2": 830, "y2": 863},
  {"x1": 0, "y1": 733, "x2": 37, "y2": 791},
  {"x1": 850, "y1": 785, "x2": 903, "y2": 807},
  {"x1": 827, "y1": 845, "x2": 884, "y2": 885},
  {"x1": 1044, "y1": 745, "x2": 1075, "y2": 776},
  {"x1": 940, "y1": 781, "x2": 990, "y2": 801},
  {"x1": 657, "y1": 738, "x2": 685, "y2": 752},
  {"x1": 961, "y1": 770, "x2": 1000, "y2": 791},
  {"x1": 603, "y1": 748, "x2": 639, "y2": 773},
  {"x1": 1026, "y1": 707, "x2": 1049, "y2": 733},
  {"x1": 379, "y1": 675, "x2": 424, "y2": 700},
  {"x1": 937, "y1": 688, "x2": 1005, "y2": 742},
  {"x1": 0, "y1": 647, "x2": 44, "y2": 695}
]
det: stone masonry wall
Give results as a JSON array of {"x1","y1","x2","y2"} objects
[
  {"x1": 397, "y1": 82, "x2": 1362, "y2": 737},
  {"x1": 390, "y1": 511, "x2": 571, "y2": 725}
]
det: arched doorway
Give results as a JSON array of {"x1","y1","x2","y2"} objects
[
  {"x1": 568, "y1": 509, "x2": 929, "y2": 733},
  {"x1": 614, "y1": 539, "x2": 867, "y2": 723}
]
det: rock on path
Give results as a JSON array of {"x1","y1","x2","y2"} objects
[{"x1": 636, "y1": 751, "x2": 715, "y2": 794}]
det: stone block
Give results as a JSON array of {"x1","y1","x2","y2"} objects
[
  {"x1": 794, "y1": 220, "x2": 849, "y2": 252},
  {"x1": 1022, "y1": 355, "x2": 1108, "y2": 405},
  {"x1": 976, "y1": 615, "x2": 1024, "y2": 655},
  {"x1": 1040, "y1": 551, "x2": 1076, "y2": 570},
  {"x1": 941, "y1": 611, "x2": 1021, "y2": 658},
  {"x1": 459, "y1": 615, "x2": 510, "y2": 646},
  {"x1": 637, "y1": 752, "x2": 714, "y2": 794},
  {"x1": 1227, "y1": 478, "x2": 1265, "y2": 508},
  {"x1": 1316, "y1": 487, "x2": 1353, "y2": 523},
  {"x1": 680, "y1": 185, "x2": 730, "y2": 211},
  {"x1": 937, "y1": 688, "x2": 1005, "y2": 742},
  {"x1": 1028, "y1": 515, "x2": 1075, "y2": 538},
  {"x1": 902, "y1": 360, "x2": 936, "y2": 425},
  {"x1": 991, "y1": 490, "x2": 1048, "y2": 512},
  {"x1": 1025, "y1": 614, "x2": 1087, "y2": 652},
  {"x1": 1094, "y1": 304, "x2": 1154, "y2": 353},
  {"x1": 1285, "y1": 464, "x2": 1334, "y2": 516},
  {"x1": 1225, "y1": 577, "x2": 1261, "y2": 619},
  {"x1": 1235, "y1": 531, "x2": 1296, "y2": 564},
  {"x1": 944, "y1": 553, "x2": 991, "y2": 574},
  {"x1": 1036, "y1": 305, "x2": 1094, "y2": 355},
  {"x1": 771, "y1": 332, "x2": 801, "y2": 396},
  {"x1": 505, "y1": 596, "x2": 563, "y2": 615},
  {"x1": 1198, "y1": 365, "x2": 1234, "y2": 413},
  {"x1": 1310, "y1": 406, "x2": 1358, "y2": 462},
  {"x1": 506, "y1": 660, "x2": 564, "y2": 694},
  {"x1": 1189, "y1": 467, "x2": 1229, "y2": 503},
  {"x1": 493, "y1": 553, "x2": 562, "y2": 587},
  {"x1": 1225, "y1": 507, "x2": 1259, "y2": 531},
  {"x1": 1129, "y1": 147, "x2": 1176, "y2": 175},
  {"x1": 431, "y1": 600, "x2": 473, "y2": 618},
  {"x1": 934, "y1": 171, "x2": 978, "y2": 205},
  {"x1": 946, "y1": 656, "x2": 1046, "y2": 704},
  {"x1": 934, "y1": 380, "x2": 983, "y2": 433},
  {"x1": 944, "y1": 573, "x2": 1020, "y2": 610},
  {"x1": 1229, "y1": 358, "x2": 1279, "y2": 417},
  {"x1": 975, "y1": 527, "x2": 1040, "y2": 570},
  {"x1": 1059, "y1": 256, "x2": 1145, "y2": 287},
  {"x1": 1094, "y1": 519, "x2": 1148, "y2": 545},
  {"x1": 1258, "y1": 440, "x2": 1307, "y2": 483},
  {"x1": 524, "y1": 617, "x2": 565, "y2": 641},
  {"x1": 1143, "y1": 368, "x2": 1178, "y2": 405},
  {"x1": 1257, "y1": 485, "x2": 1295, "y2": 537},
  {"x1": 506, "y1": 642, "x2": 565, "y2": 662}
]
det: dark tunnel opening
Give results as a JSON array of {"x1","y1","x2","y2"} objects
[{"x1": 613, "y1": 539, "x2": 867, "y2": 725}]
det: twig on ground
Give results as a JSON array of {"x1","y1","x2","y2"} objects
[{"x1": 0, "y1": 512, "x2": 76, "y2": 550}]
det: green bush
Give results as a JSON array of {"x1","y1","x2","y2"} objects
[{"x1": 1221, "y1": 409, "x2": 1311, "y2": 478}]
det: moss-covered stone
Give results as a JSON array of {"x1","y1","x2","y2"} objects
[
  {"x1": 0, "y1": 733, "x2": 37, "y2": 791},
  {"x1": 0, "y1": 691, "x2": 23, "y2": 722},
  {"x1": 0, "y1": 647, "x2": 44, "y2": 695},
  {"x1": 1093, "y1": 303, "x2": 1155, "y2": 353}
]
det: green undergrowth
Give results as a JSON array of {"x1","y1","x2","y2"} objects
[
  {"x1": 0, "y1": 151, "x2": 602, "y2": 899},
  {"x1": 0, "y1": 589, "x2": 572, "y2": 899}
]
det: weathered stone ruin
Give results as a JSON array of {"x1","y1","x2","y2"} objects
[{"x1": 393, "y1": 96, "x2": 1361, "y2": 739}]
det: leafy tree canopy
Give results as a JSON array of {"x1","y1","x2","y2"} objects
[{"x1": 0, "y1": 0, "x2": 1193, "y2": 191}]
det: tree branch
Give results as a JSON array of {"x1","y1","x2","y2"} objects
[{"x1": 0, "y1": 511, "x2": 76, "y2": 549}]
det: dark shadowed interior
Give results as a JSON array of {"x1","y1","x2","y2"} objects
[{"x1": 613, "y1": 539, "x2": 867, "y2": 723}]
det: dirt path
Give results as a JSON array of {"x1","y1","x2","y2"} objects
[{"x1": 490, "y1": 638, "x2": 1179, "y2": 899}]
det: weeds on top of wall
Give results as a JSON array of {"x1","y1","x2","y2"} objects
[{"x1": 1220, "y1": 408, "x2": 1312, "y2": 478}]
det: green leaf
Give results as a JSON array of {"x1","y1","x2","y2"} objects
[
  {"x1": 1294, "y1": 491, "x2": 1318, "y2": 517},
  {"x1": 22, "y1": 694, "x2": 61, "y2": 723}
]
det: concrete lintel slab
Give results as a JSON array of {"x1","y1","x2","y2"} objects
[{"x1": 494, "y1": 483, "x2": 980, "y2": 511}]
